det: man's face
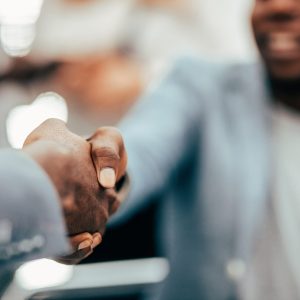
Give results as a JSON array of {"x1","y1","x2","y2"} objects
[{"x1": 252, "y1": 0, "x2": 300, "y2": 80}]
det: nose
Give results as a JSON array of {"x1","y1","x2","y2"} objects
[{"x1": 267, "y1": 0, "x2": 299, "y2": 22}]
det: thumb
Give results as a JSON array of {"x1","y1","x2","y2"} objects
[
  {"x1": 90, "y1": 139, "x2": 119, "y2": 188},
  {"x1": 88, "y1": 127, "x2": 126, "y2": 188}
]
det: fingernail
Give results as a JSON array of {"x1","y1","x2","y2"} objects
[
  {"x1": 78, "y1": 240, "x2": 92, "y2": 250},
  {"x1": 92, "y1": 233, "x2": 102, "y2": 248},
  {"x1": 99, "y1": 168, "x2": 116, "y2": 188}
]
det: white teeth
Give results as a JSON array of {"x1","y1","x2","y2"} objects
[{"x1": 269, "y1": 33, "x2": 298, "y2": 52}]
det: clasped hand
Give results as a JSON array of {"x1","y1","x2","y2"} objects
[{"x1": 23, "y1": 119, "x2": 127, "y2": 264}]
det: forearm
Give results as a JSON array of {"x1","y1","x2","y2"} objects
[
  {"x1": 0, "y1": 149, "x2": 70, "y2": 268},
  {"x1": 112, "y1": 58, "x2": 201, "y2": 221}
]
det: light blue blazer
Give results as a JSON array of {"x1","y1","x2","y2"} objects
[
  {"x1": 0, "y1": 150, "x2": 69, "y2": 293},
  {"x1": 114, "y1": 57, "x2": 272, "y2": 300}
]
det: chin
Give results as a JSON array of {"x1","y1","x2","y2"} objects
[{"x1": 266, "y1": 61, "x2": 300, "y2": 82}]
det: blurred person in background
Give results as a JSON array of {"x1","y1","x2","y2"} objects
[
  {"x1": 84, "y1": 0, "x2": 300, "y2": 299},
  {"x1": 0, "y1": 0, "x2": 252, "y2": 147}
]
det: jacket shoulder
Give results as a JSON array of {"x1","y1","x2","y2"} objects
[
  {"x1": 173, "y1": 55, "x2": 261, "y2": 79},
  {"x1": 172, "y1": 56, "x2": 264, "y2": 96}
]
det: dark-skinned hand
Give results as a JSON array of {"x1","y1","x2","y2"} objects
[{"x1": 23, "y1": 119, "x2": 127, "y2": 263}]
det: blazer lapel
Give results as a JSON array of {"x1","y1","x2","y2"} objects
[{"x1": 228, "y1": 63, "x2": 272, "y2": 261}]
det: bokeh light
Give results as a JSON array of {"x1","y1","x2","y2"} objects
[
  {"x1": 0, "y1": 0, "x2": 44, "y2": 56},
  {"x1": 6, "y1": 92, "x2": 68, "y2": 149}
]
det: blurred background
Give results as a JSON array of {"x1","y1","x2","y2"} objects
[{"x1": 0, "y1": 0, "x2": 256, "y2": 299}]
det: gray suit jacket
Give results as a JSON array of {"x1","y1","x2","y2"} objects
[
  {"x1": 0, "y1": 150, "x2": 69, "y2": 293},
  {"x1": 114, "y1": 57, "x2": 272, "y2": 300}
]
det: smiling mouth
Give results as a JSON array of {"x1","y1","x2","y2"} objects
[{"x1": 261, "y1": 32, "x2": 300, "y2": 60}]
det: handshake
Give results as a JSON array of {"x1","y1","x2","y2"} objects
[{"x1": 23, "y1": 118, "x2": 127, "y2": 264}]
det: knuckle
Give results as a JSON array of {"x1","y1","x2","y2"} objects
[
  {"x1": 95, "y1": 126, "x2": 120, "y2": 135},
  {"x1": 76, "y1": 232, "x2": 92, "y2": 240},
  {"x1": 93, "y1": 127, "x2": 124, "y2": 145},
  {"x1": 92, "y1": 146, "x2": 120, "y2": 161},
  {"x1": 23, "y1": 132, "x2": 37, "y2": 146},
  {"x1": 42, "y1": 118, "x2": 66, "y2": 127}
]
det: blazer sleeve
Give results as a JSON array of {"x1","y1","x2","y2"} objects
[
  {"x1": 111, "y1": 57, "x2": 205, "y2": 223},
  {"x1": 0, "y1": 149, "x2": 70, "y2": 269}
]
